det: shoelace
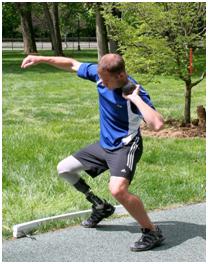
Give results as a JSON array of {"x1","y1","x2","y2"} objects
[
  {"x1": 139, "y1": 230, "x2": 160, "y2": 244},
  {"x1": 90, "y1": 203, "x2": 114, "y2": 222}
]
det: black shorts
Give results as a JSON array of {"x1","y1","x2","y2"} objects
[{"x1": 73, "y1": 135, "x2": 143, "y2": 183}]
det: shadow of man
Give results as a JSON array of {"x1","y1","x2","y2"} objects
[{"x1": 96, "y1": 220, "x2": 205, "y2": 250}]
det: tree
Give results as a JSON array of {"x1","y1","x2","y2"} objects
[
  {"x1": 103, "y1": 2, "x2": 206, "y2": 124},
  {"x1": 95, "y1": 3, "x2": 109, "y2": 60},
  {"x1": 2, "y1": 3, "x2": 21, "y2": 38},
  {"x1": 52, "y1": 3, "x2": 63, "y2": 54},
  {"x1": 42, "y1": 2, "x2": 64, "y2": 56},
  {"x1": 15, "y1": 2, "x2": 37, "y2": 54},
  {"x1": 94, "y1": 3, "x2": 121, "y2": 57},
  {"x1": 83, "y1": 3, "x2": 110, "y2": 59},
  {"x1": 3, "y1": 2, "x2": 97, "y2": 52},
  {"x1": 59, "y1": 3, "x2": 96, "y2": 39},
  {"x1": 106, "y1": 5, "x2": 121, "y2": 54}
]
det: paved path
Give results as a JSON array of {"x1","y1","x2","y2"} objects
[
  {"x1": 2, "y1": 203, "x2": 206, "y2": 262},
  {"x1": 2, "y1": 41, "x2": 97, "y2": 50}
]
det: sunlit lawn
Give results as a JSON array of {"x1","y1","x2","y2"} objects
[{"x1": 2, "y1": 50, "x2": 205, "y2": 238}]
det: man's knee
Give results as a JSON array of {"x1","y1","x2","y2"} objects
[
  {"x1": 57, "y1": 155, "x2": 84, "y2": 185},
  {"x1": 57, "y1": 159, "x2": 68, "y2": 175},
  {"x1": 57, "y1": 155, "x2": 83, "y2": 175},
  {"x1": 109, "y1": 177, "x2": 129, "y2": 201}
]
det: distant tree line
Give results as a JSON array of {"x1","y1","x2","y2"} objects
[
  {"x1": 2, "y1": 3, "x2": 96, "y2": 39},
  {"x1": 2, "y1": 2, "x2": 120, "y2": 58}
]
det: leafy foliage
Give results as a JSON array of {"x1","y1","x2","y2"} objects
[
  {"x1": 2, "y1": 2, "x2": 21, "y2": 38},
  {"x1": 59, "y1": 3, "x2": 96, "y2": 37},
  {"x1": 2, "y1": 2, "x2": 96, "y2": 39},
  {"x1": 102, "y1": 2, "x2": 206, "y2": 84}
]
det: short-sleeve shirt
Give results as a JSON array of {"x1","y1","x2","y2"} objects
[{"x1": 77, "y1": 63, "x2": 155, "y2": 150}]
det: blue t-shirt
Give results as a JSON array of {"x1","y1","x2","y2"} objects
[{"x1": 77, "y1": 63, "x2": 155, "y2": 150}]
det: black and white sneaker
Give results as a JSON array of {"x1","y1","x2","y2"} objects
[
  {"x1": 81, "y1": 201, "x2": 115, "y2": 228},
  {"x1": 130, "y1": 226, "x2": 165, "y2": 252}
]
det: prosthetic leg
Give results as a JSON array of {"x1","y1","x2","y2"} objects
[
  {"x1": 73, "y1": 178, "x2": 105, "y2": 207},
  {"x1": 57, "y1": 156, "x2": 115, "y2": 228},
  {"x1": 74, "y1": 178, "x2": 115, "y2": 227}
]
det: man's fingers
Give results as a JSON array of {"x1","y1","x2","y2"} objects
[
  {"x1": 21, "y1": 56, "x2": 36, "y2": 68},
  {"x1": 21, "y1": 60, "x2": 33, "y2": 68},
  {"x1": 21, "y1": 57, "x2": 30, "y2": 68},
  {"x1": 122, "y1": 84, "x2": 141, "y2": 100},
  {"x1": 130, "y1": 85, "x2": 140, "y2": 96},
  {"x1": 135, "y1": 85, "x2": 140, "y2": 93}
]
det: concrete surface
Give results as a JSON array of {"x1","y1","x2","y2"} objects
[{"x1": 2, "y1": 203, "x2": 206, "y2": 262}]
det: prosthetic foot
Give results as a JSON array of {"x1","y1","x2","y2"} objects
[{"x1": 81, "y1": 199, "x2": 115, "y2": 228}]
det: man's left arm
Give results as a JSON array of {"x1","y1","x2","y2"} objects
[{"x1": 123, "y1": 85, "x2": 164, "y2": 131}]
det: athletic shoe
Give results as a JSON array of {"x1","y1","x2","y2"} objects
[
  {"x1": 130, "y1": 225, "x2": 165, "y2": 252},
  {"x1": 81, "y1": 201, "x2": 115, "y2": 228}
]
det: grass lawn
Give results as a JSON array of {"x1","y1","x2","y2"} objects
[{"x1": 2, "y1": 49, "x2": 206, "y2": 238}]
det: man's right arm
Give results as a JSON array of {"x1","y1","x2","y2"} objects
[{"x1": 21, "y1": 55, "x2": 81, "y2": 72}]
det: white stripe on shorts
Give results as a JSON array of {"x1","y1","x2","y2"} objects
[{"x1": 127, "y1": 137, "x2": 139, "y2": 171}]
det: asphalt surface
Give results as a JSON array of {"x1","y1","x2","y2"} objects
[{"x1": 2, "y1": 203, "x2": 206, "y2": 262}]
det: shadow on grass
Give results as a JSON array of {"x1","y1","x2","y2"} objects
[
  {"x1": 2, "y1": 50, "x2": 98, "y2": 75},
  {"x1": 2, "y1": 62, "x2": 63, "y2": 75},
  {"x1": 96, "y1": 220, "x2": 205, "y2": 251}
]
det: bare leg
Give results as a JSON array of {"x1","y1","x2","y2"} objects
[{"x1": 109, "y1": 176, "x2": 155, "y2": 231}]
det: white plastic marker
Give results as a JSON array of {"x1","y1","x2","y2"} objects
[{"x1": 13, "y1": 205, "x2": 128, "y2": 238}]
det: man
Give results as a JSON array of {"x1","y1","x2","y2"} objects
[{"x1": 21, "y1": 53, "x2": 165, "y2": 251}]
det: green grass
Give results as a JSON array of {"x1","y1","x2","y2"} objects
[{"x1": 2, "y1": 50, "x2": 206, "y2": 239}]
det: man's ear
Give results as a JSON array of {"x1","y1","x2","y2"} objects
[{"x1": 117, "y1": 72, "x2": 127, "y2": 80}]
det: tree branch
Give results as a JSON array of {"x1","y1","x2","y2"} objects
[
  {"x1": 184, "y1": 3, "x2": 206, "y2": 38},
  {"x1": 191, "y1": 72, "x2": 206, "y2": 88}
]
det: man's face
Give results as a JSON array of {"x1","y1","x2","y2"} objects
[{"x1": 99, "y1": 71, "x2": 127, "y2": 90}]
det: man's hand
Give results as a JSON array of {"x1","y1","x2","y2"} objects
[
  {"x1": 123, "y1": 84, "x2": 164, "y2": 131},
  {"x1": 21, "y1": 55, "x2": 41, "y2": 69},
  {"x1": 122, "y1": 85, "x2": 140, "y2": 102}
]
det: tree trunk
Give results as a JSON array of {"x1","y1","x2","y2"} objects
[
  {"x1": 52, "y1": 3, "x2": 64, "y2": 55},
  {"x1": 197, "y1": 105, "x2": 206, "y2": 129},
  {"x1": 108, "y1": 6, "x2": 121, "y2": 54},
  {"x1": 184, "y1": 81, "x2": 192, "y2": 124},
  {"x1": 95, "y1": 3, "x2": 109, "y2": 60},
  {"x1": 77, "y1": 18, "x2": 81, "y2": 51},
  {"x1": 16, "y1": 3, "x2": 37, "y2": 54},
  {"x1": 43, "y1": 3, "x2": 63, "y2": 56},
  {"x1": 108, "y1": 37, "x2": 120, "y2": 54}
]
